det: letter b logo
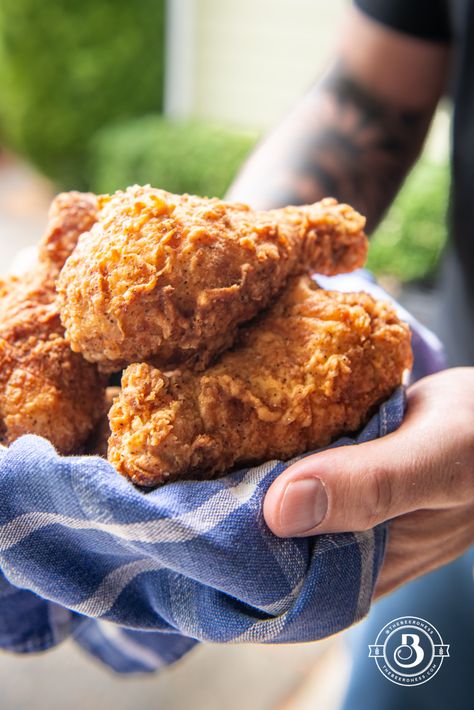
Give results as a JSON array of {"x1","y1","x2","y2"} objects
[{"x1": 394, "y1": 633, "x2": 425, "y2": 668}]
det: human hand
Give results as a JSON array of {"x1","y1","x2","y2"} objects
[{"x1": 263, "y1": 368, "x2": 474, "y2": 597}]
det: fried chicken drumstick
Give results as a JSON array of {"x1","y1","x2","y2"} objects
[
  {"x1": 0, "y1": 192, "x2": 106, "y2": 453},
  {"x1": 58, "y1": 186, "x2": 368, "y2": 372},
  {"x1": 108, "y1": 275, "x2": 412, "y2": 486}
]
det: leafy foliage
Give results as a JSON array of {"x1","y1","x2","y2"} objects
[
  {"x1": 89, "y1": 115, "x2": 258, "y2": 198},
  {"x1": 0, "y1": 0, "x2": 165, "y2": 187},
  {"x1": 367, "y1": 158, "x2": 449, "y2": 282}
]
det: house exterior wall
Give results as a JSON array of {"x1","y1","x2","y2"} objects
[{"x1": 193, "y1": 0, "x2": 346, "y2": 129}]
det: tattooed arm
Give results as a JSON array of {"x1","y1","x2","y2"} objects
[{"x1": 227, "y1": 7, "x2": 450, "y2": 232}]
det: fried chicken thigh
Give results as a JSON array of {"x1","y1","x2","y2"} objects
[
  {"x1": 0, "y1": 192, "x2": 106, "y2": 453},
  {"x1": 108, "y1": 275, "x2": 412, "y2": 486},
  {"x1": 58, "y1": 186, "x2": 368, "y2": 372}
]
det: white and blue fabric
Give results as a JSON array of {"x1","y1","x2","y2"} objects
[{"x1": 0, "y1": 272, "x2": 444, "y2": 674}]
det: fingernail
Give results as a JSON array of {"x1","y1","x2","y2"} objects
[{"x1": 279, "y1": 477, "x2": 328, "y2": 536}]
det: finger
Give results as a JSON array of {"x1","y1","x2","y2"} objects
[{"x1": 263, "y1": 417, "x2": 437, "y2": 537}]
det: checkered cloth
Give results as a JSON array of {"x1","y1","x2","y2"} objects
[{"x1": 0, "y1": 272, "x2": 444, "y2": 674}]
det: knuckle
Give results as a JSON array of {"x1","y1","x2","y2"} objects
[{"x1": 359, "y1": 467, "x2": 394, "y2": 530}]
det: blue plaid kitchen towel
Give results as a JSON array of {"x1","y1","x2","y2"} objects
[{"x1": 0, "y1": 272, "x2": 444, "y2": 674}]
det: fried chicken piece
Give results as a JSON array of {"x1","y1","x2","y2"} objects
[
  {"x1": 0, "y1": 192, "x2": 105, "y2": 453},
  {"x1": 108, "y1": 275, "x2": 412, "y2": 486},
  {"x1": 38, "y1": 191, "x2": 98, "y2": 274},
  {"x1": 58, "y1": 186, "x2": 368, "y2": 372}
]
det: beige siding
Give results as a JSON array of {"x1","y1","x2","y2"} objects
[{"x1": 193, "y1": 0, "x2": 347, "y2": 129}]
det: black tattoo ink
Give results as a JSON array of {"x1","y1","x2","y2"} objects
[{"x1": 228, "y1": 65, "x2": 432, "y2": 231}]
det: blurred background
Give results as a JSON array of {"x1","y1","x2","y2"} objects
[{"x1": 0, "y1": 0, "x2": 450, "y2": 708}]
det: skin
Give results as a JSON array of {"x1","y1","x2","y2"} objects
[{"x1": 228, "y1": 7, "x2": 474, "y2": 595}]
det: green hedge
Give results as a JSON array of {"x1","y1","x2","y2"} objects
[
  {"x1": 367, "y1": 157, "x2": 449, "y2": 282},
  {"x1": 0, "y1": 0, "x2": 165, "y2": 187},
  {"x1": 89, "y1": 115, "x2": 259, "y2": 198}
]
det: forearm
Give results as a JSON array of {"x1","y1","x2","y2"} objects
[{"x1": 227, "y1": 62, "x2": 434, "y2": 231}]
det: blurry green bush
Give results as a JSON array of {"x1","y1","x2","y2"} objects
[
  {"x1": 367, "y1": 157, "x2": 449, "y2": 282},
  {"x1": 0, "y1": 0, "x2": 165, "y2": 187},
  {"x1": 89, "y1": 115, "x2": 258, "y2": 198}
]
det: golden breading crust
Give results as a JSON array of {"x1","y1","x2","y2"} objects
[
  {"x1": 57, "y1": 186, "x2": 368, "y2": 372},
  {"x1": 39, "y1": 191, "x2": 98, "y2": 275},
  {"x1": 108, "y1": 275, "x2": 412, "y2": 486},
  {"x1": 0, "y1": 192, "x2": 105, "y2": 453}
]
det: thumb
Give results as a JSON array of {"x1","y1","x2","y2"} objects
[{"x1": 263, "y1": 424, "x2": 432, "y2": 537}]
